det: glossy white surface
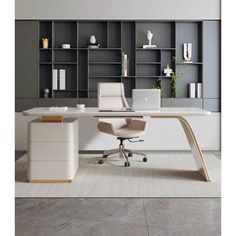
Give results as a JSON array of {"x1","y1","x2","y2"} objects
[{"x1": 23, "y1": 107, "x2": 211, "y2": 117}]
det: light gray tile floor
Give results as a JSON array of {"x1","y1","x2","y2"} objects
[
  {"x1": 15, "y1": 151, "x2": 221, "y2": 236},
  {"x1": 15, "y1": 198, "x2": 220, "y2": 236}
]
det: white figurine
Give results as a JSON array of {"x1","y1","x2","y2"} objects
[
  {"x1": 147, "y1": 30, "x2": 153, "y2": 45},
  {"x1": 143, "y1": 30, "x2": 156, "y2": 48},
  {"x1": 44, "y1": 88, "x2": 50, "y2": 98},
  {"x1": 164, "y1": 65, "x2": 173, "y2": 77}
]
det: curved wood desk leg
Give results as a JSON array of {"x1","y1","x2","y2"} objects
[{"x1": 177, "y1": 116, "x2": 211, "y2": 182}]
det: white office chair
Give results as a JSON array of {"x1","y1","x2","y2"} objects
[{"x1": 97, "y1": 83, "x2": 147, "y2": 167}]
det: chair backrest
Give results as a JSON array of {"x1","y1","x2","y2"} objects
[
  {"x1": 98, "y1": 83, "x2": 129, "y2": 109},
  {"x1": 97, "y1": 83, "x2": 129, "y2": 128}
]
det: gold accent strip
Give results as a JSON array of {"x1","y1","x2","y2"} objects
[
  {"x1": 29, "y1": 179, "x2": 71, "y2": 183},
  {"x1": 41, "y1": 116, "x2": 64, "y2": 122}
]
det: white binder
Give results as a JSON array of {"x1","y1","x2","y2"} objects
[
  {"x1": 52, "y1": 69, "x2": 58, "y2": 90},
  {"x1": 59, "y1": 69, "x2": 66, "y2": 90}
]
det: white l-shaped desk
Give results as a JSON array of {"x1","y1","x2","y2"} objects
[{"x1": 23, "y1": 107, "x2": 211, "y2": 182}]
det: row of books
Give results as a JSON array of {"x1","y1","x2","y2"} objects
[
  {"x1": 52, "y1": 69, "x2": 66, "y2": 90},
  {"x1": 122, "y1": 52, "x2": 129, "y2": 77}
]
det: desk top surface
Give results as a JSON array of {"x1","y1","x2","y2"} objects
[{"x1": 23, "y1": 107, "x2": 211, "y2": 117}]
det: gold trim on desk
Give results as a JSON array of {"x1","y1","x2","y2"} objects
[
  {"x1": 29, "y1": 179, "x2": 71, "y2": 183},
  {"x1": 41, "y1": 116, "x2": 64, "y2": 122}
]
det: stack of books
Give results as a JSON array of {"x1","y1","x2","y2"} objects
[
  {"x1": 87, "y1": 43, "x2": 100, "y2": 49},
  {"x1": 122, "y1": 53, "x2": 128, "y2": 77}
]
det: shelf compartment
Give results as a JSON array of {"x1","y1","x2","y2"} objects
[
  {"x1": 54, "y1": 49, "x2": 77, "y2": 63},
  {"x1": 108, "y1": 22, "x2": 121, "y2": 48},
  {"x1": 39, "y1": 64, "x2": 52, "y2": 98},
  {"x1": 78, "y1": 21, "x2": 107, "y2": 48},
  {"x1": 52, "y1": 90, "x2": 77, "y2": 98},
  {"x1": 136, "y1": 22, "x2": 175, "y2": 48},
  {"x1": 89, "y1": 64, "x2": 121, "y2": 77},
  {"x1": 78, "y1": 50, "x2": 88, "y2": 91},
  {"x1": 40, "y1": 50, "x2": 52, "y2": 63},
  {"x1": 39, "y1": 21, "x2": 52, "y2": 48},
  {"x1": 136, "y1": 64, "x2": 161, "y2": 77},
  {"x1": 175, "y1": 64, "x2": 202, "y2": 98},
  {"x1": 136, "y1": 50, "x2": 161, "y2": 63},
  {"x1": 161, "y1": 50, "x2": 175, "y2": 76},
  {"x1": 121, "y1": 22, "x2": 135, "y2": 76},
  {"x1": 175, "y1": 22, "x2": 202, "y2": 63},
  {"x1": 54, "y1": 21, "x2": 77, "y2": 48},
  {"x1": 53, "y1": 64, "x2": 77, "y2": 92},
  {"x1": 89, "y1": 50, "x2": 121, "y2": 63}
]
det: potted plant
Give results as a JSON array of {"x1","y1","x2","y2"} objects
[{"x1": 170, "y1": 57, "x2": 187, "y2": 98}]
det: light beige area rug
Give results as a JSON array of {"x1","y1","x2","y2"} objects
[{"x1": 15, "y1": 154, "x2": 221, "y2": 198}]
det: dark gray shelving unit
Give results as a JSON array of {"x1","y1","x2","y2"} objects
[{"x1": 15, "y1": 20, "x2": 221, "y2": 111}]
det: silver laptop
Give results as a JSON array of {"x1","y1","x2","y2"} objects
[{"x1": 132, "y1": 89, "x2": 161, "y2": 110}]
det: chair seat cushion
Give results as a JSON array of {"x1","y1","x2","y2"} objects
[{"x1": 114, "y1": 128, "x2": 145, "y2": 138}]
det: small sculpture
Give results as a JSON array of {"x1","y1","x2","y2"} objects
[
  {"x1": 183, "y1": 43, "x2": 192, "y2": 63},
  {"x1": 90, "y1": 35, "x2": 96, "y2": 44},
  {"x1": 147, "y1": 30, "x2": 153, "y2": 46},
  {"x1": 143, "y1": 30, "x2": 156, "y2": 49},
  {"x1": 164, "y1": 65, "x2": 173, "y2": 77},
  {"x1": 44, "y1": 88, "x2": 50, "y2": 98}
]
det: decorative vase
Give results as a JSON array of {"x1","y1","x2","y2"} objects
[
  {"x1": 183, "y1": 43, "x2": 192, "y2": 62},
  {"x1": 42, "y1": 38, "x2": 49, "y2": 48},
  {"x1": 90, "y1": 35, "x2": 96, "y2": 44}
]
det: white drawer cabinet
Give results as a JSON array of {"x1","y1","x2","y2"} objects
[{"x1": 27, "y1": 118, "x2": 79, "y2": 182}]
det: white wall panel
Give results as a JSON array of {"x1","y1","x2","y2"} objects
[{"x1": 15, "y1": 0, "x2": 220, "y2": 20}]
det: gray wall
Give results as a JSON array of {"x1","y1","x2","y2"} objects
[{"x1": 15, "y1": 0, "x2": 221, "y2": 20}]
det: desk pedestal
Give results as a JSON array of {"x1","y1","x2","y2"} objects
[{"x1": 27, "y1": 118, "x2": 79, "y2": 183}]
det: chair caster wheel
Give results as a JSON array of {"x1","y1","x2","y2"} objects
[
  {"x1": 98, "y1": 159, "x2": 104, "y2": 164},
  {"x1": 128, "y1": 153, "x2": 133, "y2": 157},
  {"x1": 143, "y1": 157, "x2": 147, "y2": 162},
  {"x1": 103, "y1": 155, "x2": 108, "y2": 158},
  {"x1": 124, "y1": 161, "x2": 130, "y2": 167}
]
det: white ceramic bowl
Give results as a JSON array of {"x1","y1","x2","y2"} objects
[
  {"x1": 62, "y1": 44, "x2": 71, "y2": 49},
  {"x1": 77, "y1": 104, "x2": 85, "y2": 109}
]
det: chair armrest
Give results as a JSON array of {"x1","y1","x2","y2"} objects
[
  {"x1": 128, "y1": 119, "x2": 147, "y2": 131},
  {"x1": 98, "y1": 121, "x2": 116, "y2": 135}
]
